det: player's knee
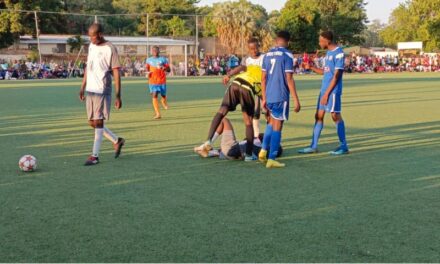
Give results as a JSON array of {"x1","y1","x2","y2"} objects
[
  {"x1": 331, "y1": 113, "x2": 342, "y2": 122},
  {"x1": 243, "y1": 119, "x2": 252, "y2": 126},
  {"x1": 94, "y1": 120, "x2": 104, "y2": 128},
  {"x1": 271, "y1": 119, "x2": 283, "y2": 131},
  {"x1": 315, "y1": 114, "x2": 324, "y2": 122}
]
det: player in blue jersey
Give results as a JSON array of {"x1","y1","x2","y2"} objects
[
  {"x1": 298, "y1": 31, "x2": 349, "y2": 155},
  {"x1": 258, "y1": 31, "x2": 301, "y2": 169}
]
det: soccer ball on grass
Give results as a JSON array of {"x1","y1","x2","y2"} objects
[{"x1": 19, "y1": 155, "x2": 37, "y2": 172}]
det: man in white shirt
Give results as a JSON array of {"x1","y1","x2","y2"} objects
[{"x1": 79, "y1": 23, "x2": 125, "y2": 166}]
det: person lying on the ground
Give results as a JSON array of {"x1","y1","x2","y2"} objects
[{"x1": 194, "y1": 118, "x2": 282, "y2": 160}]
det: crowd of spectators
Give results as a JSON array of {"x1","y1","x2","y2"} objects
[
  {"x1": 344, "y1": 54, "x2": 440, "y2": 73},
  {"x1": 2, "y1": 53, "x2": 439, "y2": 80},
  {"x1": 119, "y1": 55, "x2": 241, "y2": 77},
  {"x1": 0, "y1": 59, "x2": 86, "y2": 80},
  {"x1": 293, "y1": 53, "x2": 440, "y2": 74},
  {"x1": 196, "y1": 55, "x2": 240, "y2": 76},
  {"x1": 0, "y1": 55, "x2": 245, "y2": 80},
  {"x1": 117, "y1": 54, "x2": 240, "y2": 77}
]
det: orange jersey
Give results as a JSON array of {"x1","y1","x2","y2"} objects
[{"x1": 146, "y1": 57, "x2": 169, "y2": 85}]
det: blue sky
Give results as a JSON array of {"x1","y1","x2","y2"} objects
[{"x1": 197, "y1": 0, "x2": 406, "y2": 23}]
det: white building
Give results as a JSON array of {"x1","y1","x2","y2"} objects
[
  {"x1": 18, "y1": 35, "x2": 195, "y2": 56},
  {"x1": 397, "y1": 42, "x2": 423, "y2": 51},
  {"x1": 397, "y1": 42, "x2": 423, "y2": 56}
]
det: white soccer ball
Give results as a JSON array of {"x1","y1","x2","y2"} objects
[{"x1": 19, "y1": 155, "x2": 37, "y2": 172}]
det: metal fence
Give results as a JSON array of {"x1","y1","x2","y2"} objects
[{"x1": 0, "y1": 9, "x2": 251, "y2": 78}]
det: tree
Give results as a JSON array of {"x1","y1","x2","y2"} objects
[
  {"x1": 112, "y1": 0, "x2": 198, "y2": 36},
  {"x1": 210, "y1": 0, "x2": 272, "y2": 54},
  {"x1": 380, "y1": 0, "x2": 440, "y2": 52},
  {"x1": 211, "y1": 1, "x2": 254, "y2": 54},
  {"x1": 67, "y1": 35, "x2": 87, "y2": 53},
  {"x1": 277, "y1": 0, "x2": 368, "y2": 52},
  {"x1": 0, "y1": 1, "x2": 26, "y2": 35},
  {"x1": 277, "y1": 0, "x2": 321, "y2": 52},
  {"x1": 317, "y1": 0, "x2": 368, "y2": 45},
  {"x1": 268, "y1": 11, "x2": 281, "y2": 32},
  {"x1": 165, "y1": 16, "x2": 192, "y2": 37},
  {"x1": 0, "y1": 1, "x2": 34, "y2": 48},
  {"x1": 0, "y1": 0, "x2": 66, "y2": 35},
  {"x1": 55, "y1": 0, "x2": 139, "y2": 36},
  {"x1": 0, "y1": 31, "x2": 15, "y2": 49},
  {"x1": 362, "y1": 19, "x2": 385, "y2": 47},
  {"x1": 197, "y1": 6, "x2": 217, "y2": 37},
  {"x1": 428, "y1": 19, "x2": 440, "y2": 50}
]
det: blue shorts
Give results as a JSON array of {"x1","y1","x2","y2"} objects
[
  {"x1": 317, "y1": 92, "x2": 341, "y2": 113},
  {"x1": 149, "y1": 84, "x2": 167, "y2": 96},
  {"x1": 267, "y1": 101, "x2": 289, "y2": 121}
]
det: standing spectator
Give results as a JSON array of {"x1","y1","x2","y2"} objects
[{"x1": 227, "y1": 54, "x2": 240, "y2": 70}]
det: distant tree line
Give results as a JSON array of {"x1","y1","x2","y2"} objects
[{"x1": 0, "y1": 0, "x2": 439, "y2": 52}]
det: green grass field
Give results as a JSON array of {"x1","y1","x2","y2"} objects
[{"x1": 0, "y1": 73, "x2": 439, "y2": 262}]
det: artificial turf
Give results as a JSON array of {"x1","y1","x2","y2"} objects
[{"x1": 0, "y1": 73, "x2": 439, "y2": 262}]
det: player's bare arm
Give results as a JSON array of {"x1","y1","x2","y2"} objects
[
  {"x1": 261, "y1": 71, "x2": 267, "y2": 110},
  {"x1": 320, "y1": 69, "x2": 342, "y2": 106},
  {"x1": 164, "y1": 63, "x2": 171, "y2": 73},
  {"x1": 113, "y1": 67, "x2": 122, "y2": 110},
  {"x1": 145, "y1": 63, "x2": 151, "y2": 77},
  {"x1": 223, "y1": 65, "x2": 247, "y2": 85},
  {"x1": 305, "y1": 63, "x2": 324, "y2": 75},
  {"x1": 79, "y1": 70, "x2": 87, "y2": 101},
  {"x1": 286, "y1": 72, "x2": 301, "y2": 113}
]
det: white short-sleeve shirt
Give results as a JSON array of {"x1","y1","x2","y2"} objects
[{"x1": 86, "y1": 42, "x2": 121, "y2": 95}]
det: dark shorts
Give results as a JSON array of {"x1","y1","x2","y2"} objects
[{"x1": 221, "y1": 83, "x2": 256, "y2": 117}]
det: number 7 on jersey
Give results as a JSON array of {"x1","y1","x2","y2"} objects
[{"x1": 269, "y1": 58, "x2": 276, "y2": 74}]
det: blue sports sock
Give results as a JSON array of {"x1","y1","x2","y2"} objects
[
  {"x1": 262, "y1": 125, "x2": 273, "y2": 151},
  {"x1": 336, "y1": 121, "x2": 348, "y2": 149},
  {"x1": 269, "y1": 131, "x2": 281, "y2": 160},
  {"x1": 310, "y1": 122, "x2": 323, "y2": 149}
]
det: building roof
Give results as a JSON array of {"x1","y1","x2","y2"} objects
[
  {"x1": 370, "y1": 47, "x2": 397, "y2": 52},
  {"x1": 20, "y1": 35, "x2": 194, "y2": 46}
]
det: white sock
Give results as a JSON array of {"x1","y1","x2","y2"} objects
[
  {"x1": 208, "y1": 149, "x2": 220, "y2": 157},
  {"x1": 103, "y1": 126, "x2": 118, "y2": 144},
  {"x1": 254, "y1": 137, "x2": 262, "y2": 147},
  {"x1": 211, "y1": 132, "x2": 220, "y2": 144},
  {"x1": 92, "y1": 128, "x2": 104, "y2": 157},
  {"x1": 253, "y1": 119, "x2": 260, "y2": 138}
]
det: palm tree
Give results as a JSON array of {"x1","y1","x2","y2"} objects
[{"x1": 212, "y1": 1, "x2": 255, "y2": 54}]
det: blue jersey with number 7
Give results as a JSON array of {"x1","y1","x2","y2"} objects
[{"x1": 262, "y1": 47, "x2": 294, "y2": 103}]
